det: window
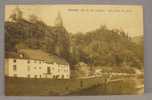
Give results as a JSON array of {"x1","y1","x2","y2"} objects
[
  {"x1": 34, "y1": 75, "x2": 37, "y2": 78},
  {"x1": 56, "y1": 75, "x2": 59, "y2": 79},
  {"x1": 13, "y1": 59, "x2": 16, "y2": 63},
  {"x1": 47, "y1": 67, "x2": 51, "y2": 74},
  {"x1": 27, "y1": 74, "x2": 30, "y2": 78},
  {"x1": 14, "y1": 74, "x2": 17, "y2": 77},
  {"x1": 13, "y1": 65, "x2": 16, "y2": 71},
  {"x1": 53, "y1": 75, "x2": 56, "y2": 79},
  {"x1": 27, "y1": 60, "x2": 30, "y2": 64},
  {"x1": 62, "y1": 75, "x2": 64, "y2": 79}
]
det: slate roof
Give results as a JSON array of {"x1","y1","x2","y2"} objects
[{"x1": 6, "y1": 49, "x2": 69, "y2": 65}]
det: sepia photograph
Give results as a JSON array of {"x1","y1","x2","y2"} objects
[{"x1": 4, "y1": 5, "x2": 144, "y2": 96}]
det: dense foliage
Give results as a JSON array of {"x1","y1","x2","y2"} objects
[
  {"x1": 69, "y1": 26, "x2": 144, "y2": 69},
  {"x1": 5, "y1": 16, "x2": 70, "y2": 62}
]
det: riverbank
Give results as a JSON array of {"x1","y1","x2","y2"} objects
[{"x1": 5, "y1": 76, "x2": 143, "y2": 96}]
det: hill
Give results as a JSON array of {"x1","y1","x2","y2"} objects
[
  {"x1": 5, "y1": 18, "x2": 70, "y2": 63},
  {"x1": 69, "y1": 26, "x2": 144, "y2": 69}
]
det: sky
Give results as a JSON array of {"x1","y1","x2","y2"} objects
[{"x1": 5, "y1": 5, "x2": 143, "y2": 37}]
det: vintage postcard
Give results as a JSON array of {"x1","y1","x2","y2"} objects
[{"x1": 5, "y1": 5, "x2": 144, "y2": 96}]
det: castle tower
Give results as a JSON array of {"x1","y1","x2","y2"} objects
[
  {"x1": 54, "y1": 12, "x2": 63, "y2": 27},
  {"x1": 13, "y1": 6, "x2": 23, "y2": 19},
  {"x1": 10, "y1": 6, "x2": 23, "y2": 21}
]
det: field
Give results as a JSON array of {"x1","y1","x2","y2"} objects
[{"x1": 5, "y1": 76, "x2": 143, "y2": 96}]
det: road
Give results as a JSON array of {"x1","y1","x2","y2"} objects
[{"x1": 69, "y1": 77, "x2": 144, "y2": 95}]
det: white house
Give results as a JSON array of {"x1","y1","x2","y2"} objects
[{"x1": 5, "y1": 49, "x2": 70, "y2": 79}]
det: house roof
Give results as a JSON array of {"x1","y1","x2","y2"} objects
[
  {"x1": 5, "y1": 51, "x2": 20, "y2": 58},
  {"x1": 6, "y1": 49, "x2": 69, "y2": 65}
]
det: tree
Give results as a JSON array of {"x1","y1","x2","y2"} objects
[{"x1": 53, "y1": 27, "x2": 70, "y2": 61}]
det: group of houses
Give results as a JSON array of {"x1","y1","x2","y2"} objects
[{"x1": 5, "y1": 49, "x2": 70, "y2": 79}]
